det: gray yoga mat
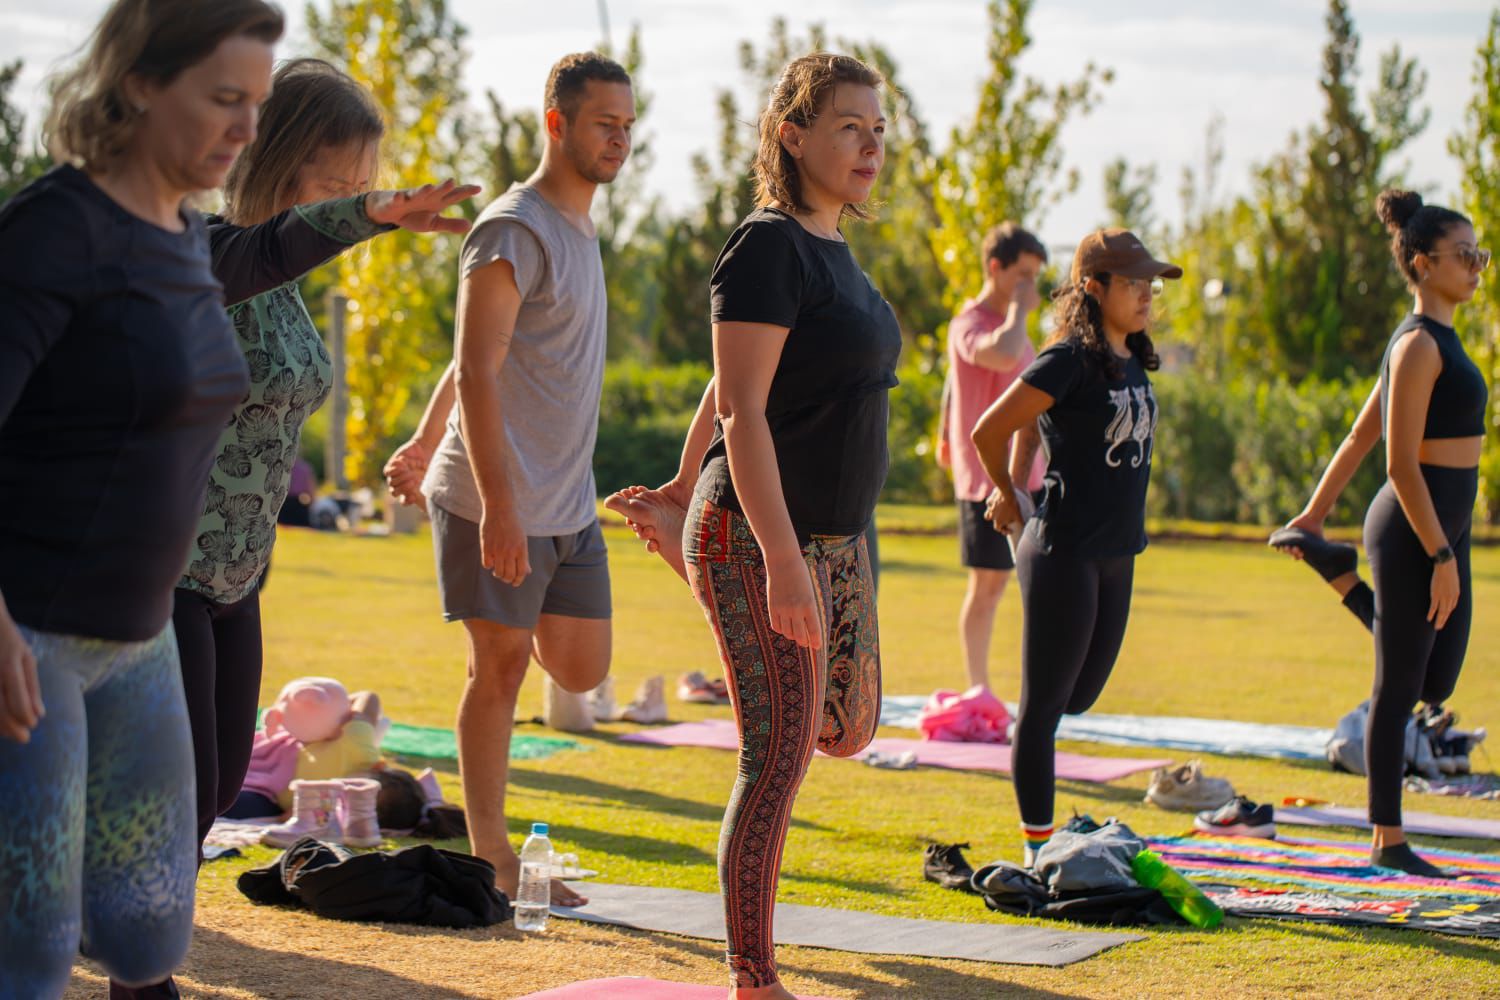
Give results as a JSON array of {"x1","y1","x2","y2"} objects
[{"x1": 550, "y1": 882, "x2": 1141, "y2": 967}]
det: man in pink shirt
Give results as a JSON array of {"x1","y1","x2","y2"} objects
[{"x1": 938, "y1": 222, "x2": 1048, "y2": 691}]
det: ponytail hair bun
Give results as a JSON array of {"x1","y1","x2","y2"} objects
[{"x1": 1376, "y1": 188, "x2": 1423, "y2": 234}]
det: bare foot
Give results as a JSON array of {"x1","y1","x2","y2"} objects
[
  {"x1": 605, "y1": 485, "x2": 688, "y2": 582},
  {"x1": 489, "y1": 850, "x2": 590, "y2": 907}
]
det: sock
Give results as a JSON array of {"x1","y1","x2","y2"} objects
[
  {"x1": 1020, "y1": 821, "x2": 1053, "y2": 867},
  {"x1": 1342, "y1": 582, "x2": 1375, "y2": 632},
  {"x1": 1371, "y1": 841, "x2": 1449, "y2": 879}
]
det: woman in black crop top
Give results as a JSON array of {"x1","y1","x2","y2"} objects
[
  {"x1": 1273, "y1": 189, "x2": 1488, "y2": 877},
  {"x1": 970, "y1": 228, "x2": 1181, "y2": 868},
  {"x1": 0, "y1": 4, "x2": 284, "y2": 995},
  {"x1": 606, "y1": 54, "x2": 897, "y2": 998}
]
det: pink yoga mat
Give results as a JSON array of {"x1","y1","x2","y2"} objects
[
  {"x1": 1279, "y1": 804, "x2": 1500, "y2": 841},
  {"x1": 517, "y1": 978, "x2": 835, "y2": 999},
  {"x1": 620, "y1": 720, "x2": 1170, "y2": 782}
]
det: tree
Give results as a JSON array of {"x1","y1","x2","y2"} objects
[
  {"x1": 0, "y1": 61, "x2": 49, "y2": 204},
  {"x1": 1449, "y1": 9, "x2": 1500, "y2": 522},
  {"x1": 304, "y1": 0, "x2": 470, "y2": 486},
  {"x1": 927, "y1": 0, "x2": 1111, "y2": 309},
  {"x1": 1247, "y1": 0, "x2": 1429, "y2": 379},
  {"x1": 1102, "y1": 157, "x2": 1157, "y2": 236}
]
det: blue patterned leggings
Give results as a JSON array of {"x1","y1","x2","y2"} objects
[{"x1": 0, "y1": 625, "x2": 197, "y2": 999}]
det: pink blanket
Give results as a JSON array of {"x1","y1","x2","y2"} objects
[{"x1": 620, "y1": 720, "x2": 1170, "y2": 783}]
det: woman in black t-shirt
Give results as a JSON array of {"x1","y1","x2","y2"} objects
[
  {"x1": 608, "y1": 54, "x2": 899, "y2": 998},
  {"x1": 0, "y1": 3, "x2": 283, "y2": 996},
  {"x1": 971, "y1": 229, "x2": 1180, "y2": 868}
]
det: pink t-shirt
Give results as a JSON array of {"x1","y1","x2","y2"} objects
[
  {"x1": 946, "y1": 299, "x2": 1046, "y2": 502},
  {"x1": 239, "y1": 729, "x2": 302, "y2": 802}
]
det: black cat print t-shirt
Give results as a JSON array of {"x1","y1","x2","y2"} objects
[{"x1": 1020, "y1": 337, "x2": 1157, "y2": 558}]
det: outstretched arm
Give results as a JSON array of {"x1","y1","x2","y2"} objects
[
  {"x1": 385, "y1": 361, "x2": 456, "y2": 510},
  {"x1": 1288, "y1": 383, "x2": 1383, "y2": 534}
]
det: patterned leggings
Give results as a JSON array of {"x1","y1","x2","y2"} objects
[
  {"x1": 0, "y1": 625, "x2": 197, "y2": 999},
  {"x1": 684, "y1": 496, "x2": 881, "y2": 989}
]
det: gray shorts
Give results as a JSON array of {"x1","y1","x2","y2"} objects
[{"x1": 430, "y1": 503, "x2": 612, "y2": 629}]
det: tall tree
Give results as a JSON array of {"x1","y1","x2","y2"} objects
[
  {"x1": 927, "y1": 0, "x2": 1111, "y2": 309},
  {"x1": 304, "y1": 0, "x2": 469, "y2": 486},
  {"x1": 1449, "y1": 9, "x2": 1500, "y2": 522},
  {"x1": 1248, "y1": 0, "x2": 1429, "y2": 379},
  {"x1": 1102, "y1": 157, "x2": 1157, "y2": 236}
]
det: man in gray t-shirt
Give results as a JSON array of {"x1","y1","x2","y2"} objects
[{"x1": 383, "y1": 53, "x2": 635, "y2": 909}]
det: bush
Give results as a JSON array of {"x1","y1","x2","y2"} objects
[{"x1": 1151, "y1": 371, "x2": 1382, "y2": 526}]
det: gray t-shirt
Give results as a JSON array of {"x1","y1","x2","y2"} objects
[{"x1": 423, "y1": 184, "x2": 606, "y2": 535}]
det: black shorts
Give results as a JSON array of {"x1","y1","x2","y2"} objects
[{"x1": 958, "y1": 499, "x2": 1015, "y2": 571}]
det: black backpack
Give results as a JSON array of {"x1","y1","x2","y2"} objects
[
  {"x1": 971, "y1": 860, "x2": 1180, "y2": 927},
  {"x1": 238, "y1": 837, "x2": 512, "y2": 928}
]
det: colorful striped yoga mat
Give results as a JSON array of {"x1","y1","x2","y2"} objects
[{"x1": 1148, "y1": 834, "x2": 1500, "y2": 900}]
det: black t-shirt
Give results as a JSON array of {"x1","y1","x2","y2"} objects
[
  {"x1": 1020, "y1": 338, "x2": 1157, "y2": 558},
  {"x1": 0, "y1": 166, "x2": 250, "y2": 641},
  {"x1": 697, "y1": 207, "x2": 902, "y2": 541}
]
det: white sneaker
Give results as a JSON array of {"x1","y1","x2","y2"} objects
[
  {"x1": 543, "y1": 675, "x2": 596, "y2": 733},
  {"x1": 1145, "y1": 760, "x2": 1236, "y2": 811},
  {"x1": 615, "y1": 676, "x2": 668, "y2": 724},
  {"x1": 586, "y1": 676, "x2": 617, "y2": 722}
]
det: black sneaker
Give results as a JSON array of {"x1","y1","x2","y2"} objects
[
  {"x1": 1372, "y1": 842, "x2": 1450, "y2": 879},
  {"x1": 1268, "y1": 527, "x2": 1359, "y2": 582},
  {"x1": 923, "y1": 842, "x2": 979, "y2": 893},
  {"x1": 1060, "y1": 811, "x2": 1104, "y2": 834},
  {"x1": 1194, "y1": 796, "x2": 1276, "y2": 838}
]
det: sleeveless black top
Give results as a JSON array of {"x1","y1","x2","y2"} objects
[{"x1": 1380, "y1": 314, "x2": 1487, "y2": 440}]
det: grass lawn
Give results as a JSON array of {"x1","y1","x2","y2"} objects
[{"x1": 67, "y1": 517, "x2": 1500, "y2": 998}]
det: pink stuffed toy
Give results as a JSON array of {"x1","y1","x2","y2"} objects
[
  {"x1": 918, "y1": 685, "x2": 1012, "y2": 743},
  {"x1": 262, "y1": 677, "x2": 351, "y2": 743}
]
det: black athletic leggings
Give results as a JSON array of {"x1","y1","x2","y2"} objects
[
  {"x1": 1363, "y1": 464, "x2": 1476, "y2": 827},
  {"x1": 171, "y1": 586, "x2": 265, "y2": 848},
  {"x1": 1011, "y1": 522, "x2": 1136, "y2": 826}
]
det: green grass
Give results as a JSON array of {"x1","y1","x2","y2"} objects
[{"x1": 211, "y1": 519, "x2": 1500, "y2": 996}]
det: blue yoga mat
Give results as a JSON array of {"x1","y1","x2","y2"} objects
[{"x1": 879, "y1": 695, "x2": 1331, "y2": 760}]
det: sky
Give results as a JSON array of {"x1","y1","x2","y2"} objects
[{"x1": 2, "y1": 1, "x2": 1494, "y2": 249}]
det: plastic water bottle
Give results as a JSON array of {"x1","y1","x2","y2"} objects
[
  {"x1": 1130, "y1": 848, "x2": 1224, "y2": 929},
  {"x1": 515, "y1": 822, "x2": 553, "y2": 932}
]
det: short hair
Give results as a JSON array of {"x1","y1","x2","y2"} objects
[
  {"x1": 982, "y1": 222, "x2": 1048, "y2": 272},
  {"x1": 45, "y1": 0, "x2": 285, "y2": 171},
  {"x1": 223, "y1": 59, "x2": 384, "y2": 226},
  {"x1": 543, "y1": 52, "x2": 630, "y2": 122}
]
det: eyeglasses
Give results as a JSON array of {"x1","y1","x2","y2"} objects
[
  {"x1": 1112, "y1": 276, "x2": 1165, "y2": 297},
  {"x1": 1427, "y1": 247, "x2": 1492, "y2": 273}
]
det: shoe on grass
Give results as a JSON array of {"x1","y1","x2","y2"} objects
[
  {"x1": 677, "y1": 670, "x2": 729, "y2": 704},
  {"x1": 1268, "y1": 527, "x2": 1359, "y2": 582},
  {"x1": 1145, "y1": 760, "x2": 1236, "y2": 811},
  {"x1": 616, "y1": 675, "x2": 669, "y2": 723},
  {"x1": 923, "y1": 842, "x2": 979, "y2": 893},
  {"x1": 1194, "y1": 795, "x2": 1276, "y2": 838}
]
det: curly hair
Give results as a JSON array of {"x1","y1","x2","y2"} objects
[
  {"x1": 1047, "y1": 276, "x2": 1160, "y2": 381},
  {"x1": 1376, "y1": 188, "x2": 1471, "y2": 287},
  {"x1": 753, "y1": 52, "x2": 883, "y2": 221},
  {"x1": 44, "y1": 0, "x2": 284, "y2": 172}
]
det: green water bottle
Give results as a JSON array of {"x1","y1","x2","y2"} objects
[{"x1": 1130, "y1": 849, "x2": 1224, "y2": 929}]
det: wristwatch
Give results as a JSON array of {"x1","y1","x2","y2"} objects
[{"x1": 1431, "y1": 545, "x2": 1455, "y2": 566}]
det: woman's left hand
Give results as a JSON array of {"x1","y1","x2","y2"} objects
[{"x1": 366, "y1": 180, "x2": 482, "y2": 234}]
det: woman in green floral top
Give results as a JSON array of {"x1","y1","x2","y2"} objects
[{"x1": 172, "y1": 56, "x2": 475, "y2": 884}]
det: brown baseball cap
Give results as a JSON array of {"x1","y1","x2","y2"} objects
[{"x1": 1070, "y1": 228, "x2": 1183, "y2": 283}]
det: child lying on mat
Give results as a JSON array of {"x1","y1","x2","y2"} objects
[{"x1": 227, "y1": 676, "x2": 387, "y2": 819}]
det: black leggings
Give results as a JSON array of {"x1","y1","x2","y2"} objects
[
  {"x1": 1363, "y1": 464, "x2": 1476, "y2": 827},
  {"x1": 1011, "y1": 524, "x2": 1136, "y2": 826},
  {"x1": 171, "y1": 586, "x2": 265, "y2": 848}
]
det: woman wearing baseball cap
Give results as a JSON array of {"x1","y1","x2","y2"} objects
[{"x1": 970, "y1": 228, "x2": 1180, "y2": 866}]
